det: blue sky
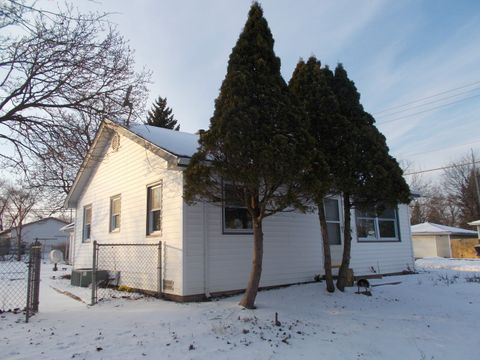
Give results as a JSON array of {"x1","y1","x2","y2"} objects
[{"x1": 67, "y1": 1, "x2": 480, "y2": 180}]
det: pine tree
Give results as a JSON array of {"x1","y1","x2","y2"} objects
[
  {"x1": 289, "y1": 57, "x2": 341, "y2": 293},
  {"x1": 184, "y1": 3, "x2": 314, "y2": 308},
  {"x1": 332, "y1": 64, "x2": 411, "y2": 291},
  {"x1": 145, "y1": 96, "x2": 180, "y2": 130}
]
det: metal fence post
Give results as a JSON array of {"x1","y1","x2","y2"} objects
[
  {"x1": 32, "y1": 241, "x2": 41, "y2": 312},
  {"x1": 91, "y1": 240, "x2": 97, "y2": 306},
  {"x1": 26, "y1": 239, "x2": 41, "y2": 323},
  {"x1": 157, "y1": 241, "x2": 162, "y2": 297},
  {"x1": 25, "y1": 244, "x2": 34, "y2": 323}
]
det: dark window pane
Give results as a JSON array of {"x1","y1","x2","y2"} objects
[
  {"x1": 224, "y1": 184, "x2": 244, "y2": 207},
  {"x1": 225, "y1": 207, "x2": 252, "y2": 230},
  {"x1": 112, "y1": 214, "x2": 120, "y2": 230},
  {"x1": 152, "y1": 210, "x2": 161, "y2": 232},
  {"x1": 324, "y1": 198, "x2": 339, "y2": 221},
  {"x1": 84, "y1": 224, "x2": 91, "y2": 240},
  {"x1": 357, "y1": 219, "x2": 376, "y2": 239},
  {"x1": 378, "y1": 207, "x2": 395, "y2": 219},
  {"x1": 355, "y1": 207, "x2": 376, "y2": 218},
  {"x1": 85, "y1": 207, "x2": 92, "y2": 223},
  {"x1": 379, "y1": 220, "x2": 396, "y2": 238},
  {"x1": 83, "y1": 206, "x2": 92, "y2": 241},
  {"x1": 327, "y1": 222, "x2": 341, "y2": 245}
]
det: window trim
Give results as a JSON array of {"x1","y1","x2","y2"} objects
[
  {"x1": 146, "y1": 181, "x2": 162, "y2": 236},
  {"x1": 222, "y1": 183, "x2": 253, "y2": 235},
  {"x1": 324, "y1": 197, "x2": 343, "y2": 246},
  {"x1": 82, "y1": 204, "x2": 92, "y2": 243},
  {"x1": 356, "y1": 205, "x2": 401, "y2": 243},
  {"x1": 109, "y1": 195, "x2": 121, "y2": 233}
]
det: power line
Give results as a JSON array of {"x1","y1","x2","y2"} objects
[
  {"x1": 373, "y1": 79, "x2": 480, "y2": 115},
  {"x1": 376, "y1": 86, "x2": 480, "y2": 119},
  {"x1": 376, "y1": 92, "x2": 480, "y2": 125},
  {"x1": 404, "y1": 160, "x2": 480, "y2": 176},
  {"x1": 397, "y1": 139, "x2": 480, "y2": 158}
]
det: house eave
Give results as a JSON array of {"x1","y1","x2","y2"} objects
[
  {"x1": 412, "y1": 231, "x2": 477, "y2": 237},
  {"x1": 64, "y1": 119, "x2": 190, "y2": 209}
]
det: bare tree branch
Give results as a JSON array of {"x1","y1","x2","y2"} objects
[{"x1": 0, "y1": 0, "x2": 151, "y2": 209}]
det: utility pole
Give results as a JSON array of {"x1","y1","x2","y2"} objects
[{"x1": 471, "y1": 149, "x2": 480, "y2": 209}]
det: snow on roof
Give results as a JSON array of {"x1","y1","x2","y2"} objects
[
  {"x1": 411, "y1": 222, "x2": 477, "y2": 236},
  {"x1": 59, "y1": 222, "x2": 75, "y2": 232},
  {"x1": 468, "y1": 220, "x2": 480, "y2": 226},
  {"x1": 0, "y1": 217, "x2": 68, "y2": 236},
  {"x1": 127, "y1": 123, "x2": 200, "y2": 158}
]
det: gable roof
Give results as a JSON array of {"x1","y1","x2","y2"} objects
[
  {"x1": 64, "y1": 119, "x2": 200, "y2": 208},
  {"x1": 0, "y1": 217, "x2": 68, "y2": 236},
  {"x1": 411, "y1": 222, "x2": 477, "y2": 236},
  {"x1": 127, "y1": 122, "x2": 199, "y2": 158}
]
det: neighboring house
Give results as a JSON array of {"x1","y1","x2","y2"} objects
[
  {"x1": 60, "y1": 222, "x2": 75, "y2": 264},
  {"x1": 468, "y1": 220, "x2": 480, "y2": 238},
  {"x1": 0, "y1": 217, "x2": 69, "y2": 258},
  {"x1": 468, "y1": 220, "x2": 480, "y2": 256},
  {"x1": 411, "y1": 222, "x2": 479, "y2": 259},
  {"x1": 64, "y1": 119, "x2": 415, "y2": 302}
]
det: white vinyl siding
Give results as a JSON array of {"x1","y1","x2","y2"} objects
[
  {"x1": 72, "y1": 134, "x2": 183, "y2": 295},
  {"x1": 183, "y1": 201, "x2": 414, "y2": 296},
  {"x1": 71, "y1": 129, "x2": 415, "y2": 298},
  {"x1": 183, "y1": 201, "x2": 322, "y2": 295}
]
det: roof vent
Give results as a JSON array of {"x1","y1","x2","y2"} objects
[{"x1": 111, "y1": 133, "x2": 120, "y2": 152}]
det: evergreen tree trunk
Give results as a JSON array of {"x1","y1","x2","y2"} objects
[
  {"x1": 317, "y1": 201, "x2": 335, "y2": 292},
  {"x1": 239, "y1": 217, "x2": 263, "y2": 309},
  {"x1": 337, "y1": 192, "x2": 352, "y2": 291}
]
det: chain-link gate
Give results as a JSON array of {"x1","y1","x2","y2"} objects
[
  {"x1": 0, "y1": 240, "x2": 42, "y2": 322},
  {"x1": 91, "y1": 241, "x2": 162, "y2": 305}
]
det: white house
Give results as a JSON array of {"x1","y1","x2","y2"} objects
[
  {"x1": 59, "y1": 222, "x2": 75, "y2": 264},
  {"x1": 411, "y1": 222, "x2": 479, "y2": 258},
  {"x1": 0, "y1": 217, "x2": 69, "y2": 258},
  {"x1": 64, "y1": 119, "x2": 415, "y2": 301},
  {"x1": 468, "y1": 220, "x2": 480, "y2": 238}
]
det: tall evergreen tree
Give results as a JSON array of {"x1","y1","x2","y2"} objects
[
  {"x1": 145, "y1": 96, "x2": 180, "y2": 130},
  {"x1": 184, "y1": 3, "x2": 314, "y2": 309},
  {"x1": 289, "y1": 57, "x2": 343, "y2": 293},
  {"x1": 332, "y1": 64, "x2": 411, "y2": 290}
]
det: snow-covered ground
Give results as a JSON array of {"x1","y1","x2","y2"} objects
[
  {"x1": 416, "y1": 257, "x2": 480, "y2": 272},
  {"x1": 1, "y1": 258, "x2": 480, "y2": 360}
]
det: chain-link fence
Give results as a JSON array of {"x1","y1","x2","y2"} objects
[
  {"x1": 0, "y1": 242, "x2": 42, "y2": 322},
  {"x1": 26, "y1": 244, "x2": 42, "y2": 322},
  {"x1": 91, "y1": 242, "x2": 162, "y2": 305}
]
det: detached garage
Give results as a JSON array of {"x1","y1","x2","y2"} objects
[{"x1": 411, "y1": 222, "x2": 479, "y2": 259}]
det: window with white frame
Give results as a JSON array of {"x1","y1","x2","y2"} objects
[
  {"x1": 324, "y1": 198, "x2": 341, "y2": 245},
  {"x1": 147, "y1": 182, "x2": 162, "y2": 235},
  {"x1": 82, "y1": 204, "x2": 92, "y2": 242},
  {"x1": 355, "y1": 206, "x2": 400, "y2": 242},
  {"x1": 223, "y1": 184, "x2": 252, "y2": 233},
  {"x1": 110, "y1": 195, "x2": 121, "y2": 232}
]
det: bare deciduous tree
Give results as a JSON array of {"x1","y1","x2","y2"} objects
[
  {"x1": 442, "y1": 153, "x2": 480, "y2": 227},
  {"x1": 0, "y1": 0, "x2": 150, "y2": 207},
  {"x1": 407, "y1": 152, "x2": 480, "y2": 227},
  {"x1": 1, "y1": 182, "x2": 38, "y2": 260}
]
